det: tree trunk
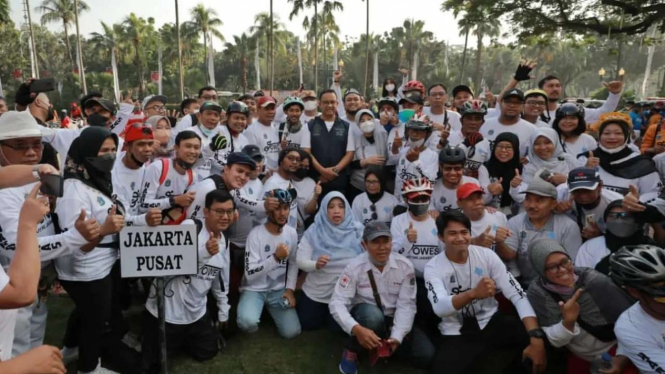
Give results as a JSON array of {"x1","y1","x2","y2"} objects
[
  {"x1": 241, "y1": 56, "x2": 247, "y2": 93},
  {"x1": 135, "y1": 42, "x2": 143, "y2": 97},
  {"x1": 474, "y1": 31, "x2": 483, "y2": 92},
  {"x1": 363, "y1": 0, "x2": 369, "y2": 98},
  {"x1": 203, "y1": 32, "x2": 209, "y2": 85},
  {"x1": 460, "y1": 29, "x2": 469, "y2": 85},
  {"x1": 63, "y1": 22, "x2": 75, "y2": 69},
  {"x1": 313, "y1": 2, "x2": 318, "y2": 93}
]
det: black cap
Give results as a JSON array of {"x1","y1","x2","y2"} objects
[
  {"x1": 363, "y1": 221, "x2": 392, "y2": 241},
  {"x1": 399, "y1": 92, "x2": 424, "y2": 106},
  {"x1": 226, "y1": 152, "x2": 256, "y2": 169},
  {"x1": 241, "y1": 144, "x2": 263, "y2": 162},
  {"x1": 452, "y1": 85, "x2": 474, "y2": 98},
  {"x1": 200, "y1": 101, "x2": 223, "y2": 113},
  {"x1": 84, "y1": 98, "x2": 117, "y2": 114},
  {"x1": 344, "y1": 88, "x2": 361, "y2": 100},
  {"x1": 503, "y1": 89, "x2": 525, "y2": 102},
  {"x1": 568, "y1": 167, "x2": 601, "y2": 192}
]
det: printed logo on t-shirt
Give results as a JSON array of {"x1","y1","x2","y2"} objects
[
  {"x1": 431, "y1": 228, "x2": 438, "y2": 236},
  {"x1": 339, "y1": 274, "x2": 350, "y2": 289},
  {"x1": 440, "y1": 197, "x2": 447, "y2": 204},
  {"x1": 264, "y1": 244, "x2": 271, "y2": 252},
  {"x1": 165, "y1": 180, "x2": 172, "y2": 187},
  {"x1": 131, "y1": 182, "x2": 136, "y2": 190},
  {"x1": 488, "y1": 130, "x2": 494, "y2": 135},
  {"x1": 263, "y1": 134, "x2": 268, "y2": 139},
  {"x1": 249, "y1": 187, "x2": 254, "y2": 194},
  {"x1": 474, "y1": 267, "x2": 483, "y2": 276},
  {"x1": 450, "y1": 275, "x2": 455, "y2": 283},
  {"x1": 97, "y1": 196, "x2": 105, "y2": 206}
]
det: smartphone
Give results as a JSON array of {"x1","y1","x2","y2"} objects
[
  {"x1": 585, "y1": 214, "x2": 596, "y2": 228},
  {"x1": 39, "y1": 174, "x2": 64, "y2": 197},
  {"x1": 30, "y1": 77, "x2": 56, "y2": 93}
]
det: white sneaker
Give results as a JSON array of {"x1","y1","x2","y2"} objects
[{"x1": 61, "y1": 346, "x2": 79, "y2": 365}]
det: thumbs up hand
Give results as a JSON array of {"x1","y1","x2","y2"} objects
[
  {"x1": 100, "y1": 205, "x2": 125, "y2": 236},
  {"x1": 622, "y1": 184, "x2": 646, "y2": 212},
  {"x1": 494, "y1": 227, "x2": 511, "y2": 244},
  {"x1": 510, "y1": 169, "x2": 522, "y2": 188},
  {"x1": 264, "y1": 190, "x2": 279, "y2": 212},
  {"x1": 476, "y1": 225, "x2": 495, "y2": 248},
  {"x1": 19, "y1": 182, "x2": 50, "y2": 227},
  {"x1": 392, "y1": 129, "x2": 403, "y2": 154},
  {"x1": 75, "y1": 208, "x2": 100, "y2": 242},
  {"x1": 406, "y1": 222, "x2": 418, "y2": 243},
  {"x1": 206, "y1": 232, "x2": 220, "y2": 256},
  {"x1": 488, "y1": 177, "x2": 504, "y2": 195},
  {"x1": 314, "y1": 180, "x2": 323, "y2": 197},
  {"x1": 585, "y1": 151, "x2": 600, "y2": 168}
]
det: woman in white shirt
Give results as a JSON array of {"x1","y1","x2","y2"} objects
[
  {"x1": 351, "y1": 166, "x2": 398, "y2": 226},
  {"x1": 522, "y1": 127, "x2": 578, "y2": 186},
  {"x1": 552, "y1": 103, "x2": 597, "y2": 159},
  {"x1": 348, "y1": 109, "x2": 388, "y2": 203},
  {"x1": 296, "y1": 192, "x2": 364, "y2": 331}
]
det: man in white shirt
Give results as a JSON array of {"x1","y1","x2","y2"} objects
[
  {"x1": 244, "y1": 96, "x2": 280, "y2": 170},
  {"x1": 276, "y1": 97, "x2": 307, "y2": 150},
  {"x1": 425, "y1": 210, "x2": 547, "y2": 374},
  {"x1": 262, "y1": 148, "x2": 301, "y2": 230},
  {"x1": 172, "y1": 86, "x2": 219, "y2": 135},
  {"x1": 142, "y1": 189, "x2": 233, "y2": 373},
  {"x1": 480, "y1": 89, "x2": 536, "y2": 156},
  {"x1": 237, "y1": 188, "x2": 300, "y2": 339},
  {"x1": 330, "y1": 222, "x2": 434, "y2": 374},
  {"x1": 610, "y1": 245, "x2": 665, "y2": 374},
  {"x1": 423, "y1": 83, "x2": 462, "y2": 132},
  {"x1": 202, "y1": 101, "x2": 250, "y2": 176}
]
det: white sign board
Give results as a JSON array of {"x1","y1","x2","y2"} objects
[{"x1": 120, "y1": 224, "x2": 198, "y2": 278}]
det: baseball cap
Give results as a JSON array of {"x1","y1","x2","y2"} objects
[
  {"x1": 399, "y1": 92, "x2": 424, "y2": 106},
  {"x1": 363, "y1": 221, "x2": 392, "y2": 241},
  {"x1": 302, "y1": 90, "x2": 317, "y2": 100},
  {"x1": 141, "y1": 94, "x2": 167, "y2": 110},
  {"x1": 124, "y1": 124, "x2": 154, "y2": 143},
  {"x1": 257, "y1": 96, "x2": 277, "y2": 108},
  {"x1": 521, "y1": 178, "x2": 557, "y2": 199},
  {"x1": 226, "y1": 152, "x2": 257, "y2": 169},
  {"x1": 199, "y1": 101, "x2": 223, "y2": 113},
  {"x1": 343, "y1": 88, "x2": 361, "y2": 100},
  {"x1": 0, "y1": 111, "x2": 44, "y2": 140},
  {"x1": 242, "y1": 144, "x2": 263, "y2": 162},
  {"x1": 568, "y1": 167, "x2": 601, "y2": 192},
  {"x1": 452, "y1": 85, "x2": 474, "y2": 98},
  {"x1": 84, "y1": 98, "x2": 117, "y2": 114},
  {"x1": 503, "y1": 89, "x2": 525, "y2": 102},
  {"x1": 456, "y1": 183, "x2": 485, "y2": 200}
]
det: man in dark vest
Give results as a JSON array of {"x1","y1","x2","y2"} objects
[{"x1": 301, "y1": 89, "x2": 356, "y2": 200}]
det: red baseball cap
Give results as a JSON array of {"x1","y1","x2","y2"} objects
[
  {"x1": 123, "y1": 123, "x2": 154, "y2": 150},
  {"x1": 257, "y1": 96, "x2": 277, "y2": 108},
  {"x1": 456, "y1": 183, "x2": 485, "y2": 200}
]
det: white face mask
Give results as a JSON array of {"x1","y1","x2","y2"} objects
[
  {"x1": 191, "y1": 109, "x2": 199, "y2": 114},
  {"x1": 410, "y1": 138, "x2": 425, "y2": 148},
  {"x1": 304, "y1": 101, "x2": 318, "y2": 111},
  {"x1": 360, "y1": 120, "x2": 375, "y2": 134},
  {"x1": 385, "y1": 84, "x2": 395, "y2": 92}
]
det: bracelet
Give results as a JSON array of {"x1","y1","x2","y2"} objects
[{"x1": 32, "y1": 165, "x2": 40, "y2": 181}]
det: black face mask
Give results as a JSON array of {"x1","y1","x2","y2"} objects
[
  {"x1": 45, "y1": 106, "x2": 55, "y2": 122},
  {"x1": 294, "y1": 168, "x2": 308, "y2": 180},
  {"x1": 176, "y1": 158, "x2": 195, "y2": 170},
  {"x1": 87, "y1": 112, "x2": 111, "y2": 127},
  {"x1": 85, "y1": 153, "x2": 116, "y2": 173}
]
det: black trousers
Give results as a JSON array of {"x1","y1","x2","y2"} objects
[
  {"x1": 433, "y1": 312, "x2": 531, "y2": 374},
  {"x1": 141, "y1": 309, "x2": 219, "y2": 374}
]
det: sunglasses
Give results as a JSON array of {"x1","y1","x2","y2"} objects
[
  {"x1": 607, "y1": 212, "x2": 632, "y2": 219},
  {"x1": 370, "y1": 204, "x2": 378, "y2": 220}
]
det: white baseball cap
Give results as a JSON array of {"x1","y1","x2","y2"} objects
[{"x1": 0, "y1": 111, "x2": 43, "y2": 141}]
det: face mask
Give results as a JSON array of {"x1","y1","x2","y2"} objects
[
  {"x1": 410, "y1": 138, "x2": 425, "y2": 148},
  {"x1": 407, "y1": 201, "x2": 429, "y2": 216},
  {"x1": 385, "y1": 84, "x2": 395, "y2": 92},
  {"x1": 399, "y1": 109, "x2": 415, "y2": 123},
  {"x1": 606, "y1": 219, "x2": 640, "y2": 238},
  {"x1": 294, "y1": 168, "x2": 308, "y2": 180},
  {"x1": 199, "y1": 124, "x2": 216, "y2": 138},
  {"x1": 176, "y1": 158, "x2": 196, "y2": 170},
  {"x1": 85, "y1": 153, "x2": 116, "y2": 173},
  {"x1": 304, "y1": 101, "x2": 318, "y2": 111},
  {"x1": 360, "y1": 120, "x2": 375, "y2": 134},
  {"x1": 191, "y1": 109, "x2": 200, "y2": 114},
  {"x1": 45, "y1": 106, "x2": 55, "y2": 122},
  {"x1": 87, "y1": 112, "x2": 111, "y2": 127}
]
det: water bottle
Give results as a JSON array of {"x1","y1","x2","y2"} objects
[{"x1": 590, "y1": 352, "x2": 613, "y2": 373}]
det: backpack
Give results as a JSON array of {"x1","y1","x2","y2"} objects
[{"x1": 189, "y1": 113, "x2": 199, "y2": 127}]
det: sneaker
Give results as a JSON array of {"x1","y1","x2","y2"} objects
[
  {"x1": 339, "y1": 349, "x2": 359, "y2": 374},
  {"x1": 61, "y1": 346, "x2": 78, "y2": 365},
  {"x1": 122, "y1": 332, "x2": 142, "y2": 353}
]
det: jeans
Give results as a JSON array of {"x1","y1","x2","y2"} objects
[
  {"x1": 236, "y1": 289, "x2": 301, "y2": 339},
  {"x1": 346, "y1": 303, "x2": 435, "y2": 369},
  {"x1": 296, "y1": 292, "x2": 342, "y2": 332},
  {"x1": 12, "y1": 297, "x2": 47, "y2": 357}
]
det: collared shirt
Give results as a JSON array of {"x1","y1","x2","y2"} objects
[{"x1": 329, "y1": 252, "x2": 417, "y2": 343}]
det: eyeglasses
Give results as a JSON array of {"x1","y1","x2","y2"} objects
[
  {"x1": 201, "y1": 95, "x2": 218, "y2": 101},
  {"x1": 0, "y1": 141, "x2": 44, "y2": 152},
  {"x1": 147, "y1": 105, "x2": 166, "y2": 112},
  {"x1": 607, "y1": 212, "x2": 632, "y2": 219},
  {"x1": 502, "y1": 100, "x2": 523, "y2": 106},
  {"x1": 369, "y1": 204, "x2": 378, "y2": 220},
  {"x1": 285, "y1": 155, "x2": 301, "y2": 162},
  {"x1": 321, "y1": 101, "x2": 337, "y2": 106},
  {"x1": 525, "y1": 100, "x2": 547, "y2": 106},
  {"x1": 442, "y1": 166, "x2": 463, "y2": 172},
  {"x1": 366, "y1": 180, "x2": 380, "y2": 185},
  {"x1": 544, "y1": 257, "x2": 573, "y2": 273},
  {"x1": 429, "y1": 92, "x2": 447, "y2": 97},
  {"x1": 495, "y1": 145, "x2": 514, "y2": 151},
  {"x1": 211, "y1": 209, "x2": 235, "y2": 217}
]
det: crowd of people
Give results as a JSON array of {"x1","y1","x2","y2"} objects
[{"x1": 0, "y1": 60, "x2": 664, "y2": 374}]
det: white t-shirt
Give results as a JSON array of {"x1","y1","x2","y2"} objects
[
  {"x1": 183, "y1": 125, "x2": 220, "y2": 182},
  {"x1": 299, "y1": 120, "x2": 356, "y2": 152},
  {"x1": 0, "y1": 266, "x2": 17, "y2": 361},
  {"x1": 244, "y1": 121, "x2": 281, "y2": 170},
  {"x1": 241, "y1": 224, "x2": 299, "y2": 292},
  {"x1": 470, "y1": 211, "x2": 519, "y2": 275},
  {"x1": 204, "y1": 125, "x2": 250, "y2": 176},
  {"x1": 139, "y1": 158, "x2": 195, "y2": 213},
  {"x1": 575, "y1": 236, "x2": 608, "y2": 270},
  {"x1": 480, "y1": 117, "x2": 536, "y2": 157},
  {"x1": 112, "y1": 160, "x2": 147, "y2": 226},
  {"x1": 615, "y1": 303, "x2": 665, "y2": 374},
  {"x1": 394, "y1": 147, "x2": 439, "y2": 204},
  {"x1": 557, "y1": 185, "x2": 623, "y2": 233},
  {"x1": 562, "y1": 133, "x2": 597, "y2": 159},
  {"x1": 292, "y1": 177, "x2": 316, "y2": 239},
  {"x1": 390, "y1": 213, "x2": 440, "y2": 278},
  {"x1": 423, "y1": 107, "x2": 462, "y2": 132},
  {"x1": 351, "y1": 192, "x2": 399, "y2": 226},
  {"x1": 228, "y1": 178, "x2": 264, "y2": 247},
  {"x1": 430, "y1": 176, "x2": 481, "y2": 213},
  {"x1": 424, "y1": 246, "x2": 535, "y2": 336}
]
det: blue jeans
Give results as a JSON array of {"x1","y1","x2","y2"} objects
[
  {"x1": 346, "y1": 303, "x2": 434, "y2": 369},
  {"x1": 237, "y1": 289, "x2": 301, "y2": 339},
  {"x1": 296, "y1": 292, "x2": 342, "y2": 332}
]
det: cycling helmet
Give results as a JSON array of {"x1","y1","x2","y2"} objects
[
  {"x1": 283, "y1": 96, "x2": 305, "y2": 111},
  {"x1": 226, "y1": 101, "x2": 249, "y2": 117},
  {"x1": 241, "y1": 144, "x2": 263, "y2": 162},
  {"x1": 555, "y1": 102, "x2": 585, "y2": 121},
  {"x1": 402, "y1": 177, "x2": 433, "y2": 199},
  {"x1": 609, "y1": 245, "x2": 665, "y2": 297},
  {"x1": 404, "y1": 80, "x2": 425, "y2": 96},
  {"x1": 439, "y1": 146, "x2": 466, "y2": 165},
  {"x1": 377, "y1": 96, "x2": 399, "y2": 112},
  {"x1": 460, "y1": 100, "x2": 488, "y2": 117},
  {"x1": 268, "y1": 188, "x2": 297, "y2": 206},
  {"x1": 405, "y1": 113, "x2": 432, "y2": 132}
]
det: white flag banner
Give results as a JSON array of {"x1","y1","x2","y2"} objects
[
  {"x1": 111, "y1": 48, "x2": 120, "y2": 103},
  {"x1": 373, "y1": 51, "x2": 379, "y2": 91},
  {"x1": 254, "y1": 41, "x2": 261, "y2": 90},
  {"x1": 207, "y1": 39, "x2": 215, "y2": 87},
  {"x1": 296, "y1": 38, "x2": 303, "y2": 84},
  {"x1": 479, "y1": 78, "x2": 487, "y2": 99},
  {"x1": 412, "y1": 52, "x2": 419, "y2": 81},
  {"x1": 28, "y1": 36, "x2": 36, "y2": 78},
  {"x1": 158, "y1": 44, "x2": 163, "y2": 95}
]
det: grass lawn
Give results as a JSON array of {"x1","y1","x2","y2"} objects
[{"x1": 43, "y1": 295, "x2": 565, "y2": 374}]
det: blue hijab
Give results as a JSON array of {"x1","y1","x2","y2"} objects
[{"x1": 307, "y1": 191, "x2": 364, "y2": 261}]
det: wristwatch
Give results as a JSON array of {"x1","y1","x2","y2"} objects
[
  {"x1": 32, "y1": 165, "x2": 41, "y2": 180},
  {"x1": 169, "y1": 196, "x2": 176, "y2": 207},
  {"x1": 332, "y1": 167, "x2": 339, "y2": 174},
  {"x1": 528, "y1": 328, "x2": 546, "y2": 340}
]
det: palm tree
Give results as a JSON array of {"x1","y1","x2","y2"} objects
[
  {"x1": 250, "y1": 12, "x2": 289, "y2": 91},
  {"x1": 392, "y1": 19, "x2": 433, "y2": 80},
  {"x1": 187, "y1": 3, "x2": 224, "y2": 85},
  {"x1": 225, "y1": 33, "x2": 254, "y2": 93},
  {"x1": 471, "y1": 9, "x2": 500, "y2": 91},
  {"x1": 89, "y1": 21, "x2": 122, "y2": 65},
  {"x1": 122, "y1": 13, "x2": 151, "y2": 96},
  {"x1": 0, "y1": 0, "x2": 10, "y2": 25},
  {"x1": 457, "y1": 16, "x2": 472, "y2": 85},
  {"x1": 36, "y1": 0, "x2": 89, "y2": 69}
]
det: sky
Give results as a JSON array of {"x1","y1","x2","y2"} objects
[{"x1": 10, "y1": 0, "x2": 480, "y2": 49}]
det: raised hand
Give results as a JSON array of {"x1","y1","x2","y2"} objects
[
  {"x1": 510, "y1": 169, "x2": 523, "y2": 188},
  {"x1": 477, "y1": 226, "x2": 495, "y2": 248},
  {"x1": 622, "y1": 185, "x2": 645, "y2": 212},
  {"x1": 75, "y1": 208, "x2": 100, "y2": 242},
  {"x1": 206, "y1": 231, "x2": 220, "y2": 256},
  {"x1": 315, "y1": 254, "x2": 330, "y2": 270},
  {"x1": 488, "y1": 178, "x2": 503, "y2": 195},
  {"x1": 585, "y1": 151, "x2": 600, "y2": 168},
  {"x1": 560, "y1": 288, "x2": 583, "y2": 331},
  {"x1": 19, "y1": 183, "x2": 50, "y2": 227},
  {"x1": 471, "y1": 277, "x2": 496, "y2": 299},
  {"x1": 406, "y1": 222, "x2": 418, "y2": 243},
  {"x1": 100, "y1": 205, "x2": 124, "y2": 236},
  {"x1": 274, "y1": 243, "x2": 290, "y2": 261},
  {"x1": 146, "y1": 208, "x2": 162, "y2": 227}
]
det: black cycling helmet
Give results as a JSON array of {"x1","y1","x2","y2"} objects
[
  {"x1": 439, "y1": 146, "x2": 466, "y2": 165},
  {"x1": 241, "y1": 144, "x2": 263, "y2": 162},
  {"x1": 268, "y1": 188, "x2": 297, "y2": 205},
  {"x1": 555, "y1": 102, "x2": 585, "y2": 121},
  {"x1": 609, "y1": 245, "x2": 665, "y2": 297},
  {"x1": 227, "y1": 101, "x2": 250, "y2": 117}
]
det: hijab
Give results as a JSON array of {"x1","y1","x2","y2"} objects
[
  {"x1": 64, "y1": 127, "x2": 118, "y2": 201},
  {"x1": 524, "y1": 128, "x2": 577, "y2": 184},
  {"x1": 306, "y1": 192, "x2": 364, "y2": 262},
  {"x1": 365, "y1": 166, "x2": 386, "y2": 204},
  {"x1": 485, "y1": 132, "x2": 521, "y2": 207}
]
